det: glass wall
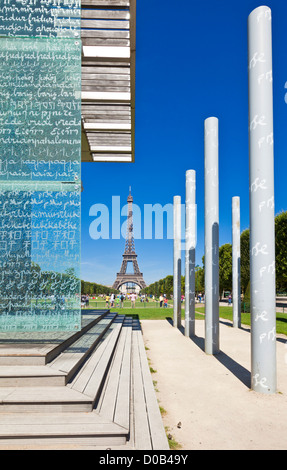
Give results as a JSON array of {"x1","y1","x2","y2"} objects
[{"x1": 0, "y1": 1, "x2": 81, "y2": 331}]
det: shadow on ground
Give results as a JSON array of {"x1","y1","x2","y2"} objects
[{"x1": 165, "y1": 316, "x2": 251, "y2": 389}]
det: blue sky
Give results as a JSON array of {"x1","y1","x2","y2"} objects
[{"x1": 81, "y1": 0, "x2": 287, "y2": 287}]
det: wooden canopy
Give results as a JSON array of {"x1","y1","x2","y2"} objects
[{"x1": 81, "y1": 0, "x2": 136, "y2": 163}]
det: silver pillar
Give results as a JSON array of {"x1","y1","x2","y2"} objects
[
  {"x1": 232, "y1": 196, "x2": 241, "y2": 328},
  {"x1": 173, "y1": 196, "x2": 181, "y2": 329},
  {"x1": 185, "y1": 170, "x2": 196, "y2": 337},
  {"x1": 248, "y1": 6, "x2": 276, "y2": 393},
  {"x1": 204, "y1": 117, "x2": 219, "y2": 354}
]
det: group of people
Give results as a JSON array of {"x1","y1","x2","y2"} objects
[
  {"x1": 105, "y1": 292, "x2": 138, "y2": 308},
  {"x1": 82, "y1": 291, "x2": 235, "y2": 309},
  {"x1": 81, "y1": 294, "x2": 90, "y2": 307},
  {"x1": 159, "y1": 294, "x2": 168, "y2": 308},
  {"x1": 106, "y1": 293, "x2": 124, "y2": 308}
]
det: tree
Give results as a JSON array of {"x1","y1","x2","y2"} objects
[
  {"x1": 164, "y1": 275, "x2": 173, "y2": 298},
  {"x1": 238, "y1": 211, "x2": 287, "y2": 294},
  {"x1": 240, "y1": 229, "x2": 250, "y2": 295},
  {"x1": 195, "y1": 266, "x2": 204, "y2": 294},
  {"x1": 154, "y1": 281, "x2": 159, "y2": 297},
  {"x1": 81, "y1": 280, "x2": 118, "y2": 295},
  {"x1": 275, "y1": 211, "x2": 287, "y2": 292},
  {"x1": 158, "y1": 278, "x2": 164, "y2": 295},
  {"x1": 219, "y1": 244, "x2": 232, "y2": 296},
  {"x1": 181, "y1": 275, "x2": 185, "y2": 296}
]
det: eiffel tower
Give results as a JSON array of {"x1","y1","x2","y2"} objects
[{"x1": 112, "y1": 187, "x2": 146, "y2": 291}]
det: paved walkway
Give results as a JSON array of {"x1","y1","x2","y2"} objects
[{"x1": 141, "y1": 318, "x2": 287, "y2": 450}]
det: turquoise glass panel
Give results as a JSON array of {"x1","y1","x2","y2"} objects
[
  {"x1": 0, "y1": 4, "x2": 82, "y2": 332},
  {"x1": 0, "y1": 37, "x2": 81, "y2": 182},
  {"x1": 0, "y1": 0, "x2": 81, "y2": 38},
  {"x1": 0, "y1": 182, "x2": 81, "y2": 331}
]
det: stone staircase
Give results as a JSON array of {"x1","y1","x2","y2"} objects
[{"x1": 0, "y1": 310, "x2": 169, "y2": 450}]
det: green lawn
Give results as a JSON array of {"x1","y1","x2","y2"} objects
[
  {"x1": 84, "y1": 303, "x2": 197, "y2": 321},
  {"x1": 86, "y1": 300, "x2": 163, "y2": 310},
  {"x1": 113, "y1": 308, "x2": 173, "y2": 320},
  {"x1": 82, "y1": 302, "x2": 287, "y2": 336},
  {"x1": 108, "y1": 307, "x2": 204, "y2": 321},
  {"x1": 87, "y1": 306, "x2": 178, "y2": 320},
  {"x1": 195, "y1": 306, "x2": 287, "y2": 337}
]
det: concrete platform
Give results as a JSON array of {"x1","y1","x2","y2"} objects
[{"x1": 141, "y1": 318, "x2": 287, "y2": 450}]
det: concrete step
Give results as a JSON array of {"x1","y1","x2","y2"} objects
[
  {"x1": 0, "y1": 315, "x2": 124, "y2": 412},
  {"x1": 96, "y1": 316, "x2": 133, "y2": 430},
  {"x1": 0, "y1": 312, "x2": 116, "y2": 388},
  {"x1": 0, "y1": 386, "x2": 93, "y2": 413},
  {"x1": 48, "y1": 312, "x2": 118, "y2": 384},
  {"x1": 0, "y1": 412, "x2": 128, "y2": 448},
  {"x1": 0, "y1": 366, "x2": 66, "y2": 388},
  {"x1": 0, "y1": 310, "x2": 108, "y2": 366}
]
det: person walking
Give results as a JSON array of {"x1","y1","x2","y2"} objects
[
  {"x1": 130, "y1": 292, "x2": 136, "y2": 308},
  {"x1": 110, "y1": 293, "x2": 115, "y2": 307}
]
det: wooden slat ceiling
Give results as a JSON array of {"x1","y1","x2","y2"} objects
[{"x1": 81, "y1": 0, "x2": 136, "y2": 163}]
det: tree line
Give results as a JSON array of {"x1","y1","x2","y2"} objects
[
  {"x1": 81, "y1": 280, "x2": 118, "y2": 296},
  {"x1": 142, "y1": 211, "x2": 287, "y2": 298}
]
